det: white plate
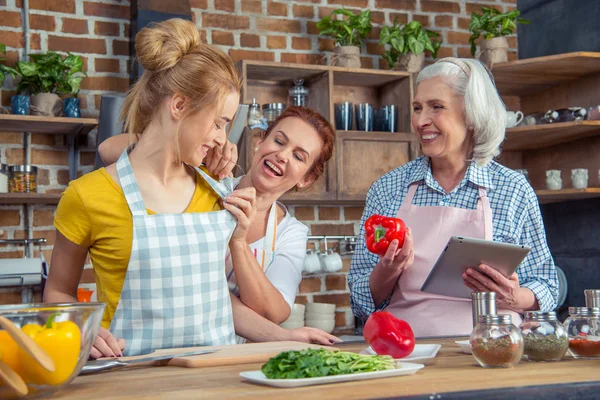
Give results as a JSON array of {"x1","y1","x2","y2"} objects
[
  {"x1": 360, "y1": 344, "x2": 442, "y2": 365},
  {"x1": 455, "y1": 340, "x2": 472, "y2": 354},
  {"x1": 240, "y1": 362, "x2": 425, "y2": 388}
]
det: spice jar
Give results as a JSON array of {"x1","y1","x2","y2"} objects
[
  {"x1": 564, "y1": 307, "x2": 600, "y2": 359},
  {"x1": 288, "y1": 79, "x2": 309, "y2": 107},
  {"x1": 9, "y1": 165, "x2": 38, "y2": 193},
  {"x1": 0, "y1": 164, "x2": 8, "y2": 193},
  {"x1": 470, "y1": 314, "x2": 524, "y2": 368},
  {"x1": 520, "y1": 311, "x2": 569, "y2": 362}
]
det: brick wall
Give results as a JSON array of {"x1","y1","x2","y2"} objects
[{"x1": 0, "y1": 0, "x2": 518, "y2": 331}]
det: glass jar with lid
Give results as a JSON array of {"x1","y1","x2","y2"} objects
[
  {"x1": 247, "y1": 98, "x2": 262, "y2": 127},
  {"x1": 288, "y1": 79, "x2": 309, "y2": 107},
  {"x1": 520, "y1": 311, "x2": 568, "y2": 362},
  {"x1": 470, "y1": 314, "x2": 524, "y2": 368},
  {"x1": 564, "y1": 307, "x2": 600, "y2": 359},
  {"x1": 262, "y1": 103, "x2": 286, "y2": 125},
  {"x1": 9, "y1": 165, "x2": 38, "y2": 193},
  {"x1": 0, "y1": 164, "x2": 8, "y2": 193}
]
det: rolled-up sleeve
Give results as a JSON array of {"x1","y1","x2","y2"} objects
[
  {"x1": 348, "y1": 180, "x2": 390, "y2": 321},
  {"x1": 517, "y1": 190, "x2": 559, "y2": 311}
]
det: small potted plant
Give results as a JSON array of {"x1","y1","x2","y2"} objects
[
  {"x1": 469, "y1": 7, "x2": 530, "y2": 67},
  {"x1": 379, "y1": 20, "x2": 441, "y2": 73},
  {"x1": 5, "y1": 51, "x2": 86, "y2": 117},
  {"x1": 316, "y1": 9, "x2": 372, "y2": 68}
]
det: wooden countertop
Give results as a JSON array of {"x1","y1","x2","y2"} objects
[{"x1": 54, "y1": 338, "x2": 600, "y2": 399}]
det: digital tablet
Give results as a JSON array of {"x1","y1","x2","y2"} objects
[{"x1": 420, "y1": 236, "x2": 531, "y2": 299}]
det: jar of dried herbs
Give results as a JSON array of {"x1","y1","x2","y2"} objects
[
  {"x1": 470, "y1": 314, "x2": 524, "y2": 368},
  {"x1": 521, "y1": 311, "x2": 569, "y2": 362},
  {"x1": 8, "y1": 165, "x2": 37, "y2": 193},
  {"x1": 564, "y1": 307, "x2": 600, "y2": 359}
]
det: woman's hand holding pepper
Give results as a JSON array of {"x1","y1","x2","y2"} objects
[{"x1": 376, "y1": 228, "x2": 414, "y2": 277}]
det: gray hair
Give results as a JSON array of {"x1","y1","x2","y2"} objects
[{"x1": 416, "y1": 58, "x2": 507, "y2": 166}]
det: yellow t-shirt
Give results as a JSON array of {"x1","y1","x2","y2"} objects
[{"x1": 54, "y1": 167, "x2": 222, "y2": 329}]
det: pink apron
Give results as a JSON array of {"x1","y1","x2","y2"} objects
[{"x1": 386, "y1": 182, "x2": 522, "y2": 337}]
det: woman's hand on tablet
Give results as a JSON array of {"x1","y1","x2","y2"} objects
[{"x1": 463, "y1": 264, "x2": 521, "y2": 309}]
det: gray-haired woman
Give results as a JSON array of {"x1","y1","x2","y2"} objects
[{"x1": 348, "y1": 57, "x2": 559, "y2": 337}]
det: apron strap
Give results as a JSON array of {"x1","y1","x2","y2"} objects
[
  {"x1": 477, "y1": 186, "x2": 493, "y2": 240},
  {"x1": 116, "y1": 148, "x2": 147, "y2": 216},
  {"x1": 399, "y1": 183, "x2": 419, "y2": 210},
  {"x1": 260, "y1": 202, "x2": 278, "y2": 271},
  {"x1": 194, "y1": 167, "x2": 235, "y2": 200}
]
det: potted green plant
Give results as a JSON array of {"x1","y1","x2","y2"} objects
[
  {"x1": 469, "y1": 7, "x2": 530, "y2": 67},
  {"x1": 379, "y1": 20, "x2": 441, "y2": 73},
  {"x1": 4, "y1": 51, "x2": 86, "y2": 117},
  {"x1": 316, "y1": 9, "x2": 372, "y2": 68}
]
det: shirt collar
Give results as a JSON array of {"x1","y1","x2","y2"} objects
[{"x1": 407, "y1": 156, "x2": 495, "y2": 191}]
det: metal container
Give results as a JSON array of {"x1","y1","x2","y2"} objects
[
  {"x1": 8, "y1": 165, "x2": 38, "y2": 193},
  {"x1": 471, "y1": 292, "x2": 497, "y2": 328},
  {"x1": 262, "y1": 103, "x2": 286, "y2": 124},
  {"x1": 288, "y1": 79, "x2": 309, "y2": 107},
  {"x1": 585, "y1": 289, "x2": 600, "y2": 308}
]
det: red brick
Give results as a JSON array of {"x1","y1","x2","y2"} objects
[
  {"x1": 437, "y1": 46, "x2": 454, "y2": 58},
  {"x1": 335, "y1": 311, "x2": 347, "y2": 327},
  {"x1": 31, "y1": 149, "x2": 67, "y2": 165},
  {"x1": 435, "y1": 15, "x2": 454, "y2": 28},
  {"x1": 37, "y1": 168, "x2": 50, "y2": 185},
  {"x1": 48, "y1": 35, "x2": 106, "y2": 54},
  {"x1": 318, "y1": 6, "x2": 337, "y2": 19},
  {"x1": 458, "y1": 17, "x2": 471, "y2": 31},
  {"x1": 508, "y1": 51, "x2": 517, "y2": 61},
  {"x1": 29, "y1": 14, "x2": 55, "y2": 31},
  {"x1": 30, "y1": 33, "x2": 41, "y2": 50},
  {"x1": 369, "y1": 26, "x2": 382, "y2": 40},
  {"x1": 30, "y1": 0, "x2": 75, "y2": 13},
  {"x1": 0, "y1": 133, "x2": 22, "y2": 144},
  {"x1": 5, "y1": 148, "x2": 24, "y2": 164},
  {"x1": 280, "y1": 53, "x2": 322, "y2": 65},
  {"x1": 83, "y1": 2, "x2": 129, "y2": 20},
  {"x1": 95, "y1": 58, "x2": 120, "y2": 73},
  {"x1": 344, "y1": 206, "x2": 364, "y2": 221},
  {"x1": 295, "y1": 295, "x2": 308, "y2": 305},
  {"x1": 326, "y1": 275, "x2": 347, "y2": 291},
  {"x1": 267, "y1": 1, "x2": 288, "y2": 16},
  {"x1": 342, "y1": 257, "x2": 351, "y2": 272},
  {"x1": 80, "y1": 76, "x2": 129, "y2": 92},
  {"x1": 80, "y1": 151, "x2": 95, "y2": 166},
  {"x1": 95, "y1": 21, "x2": 120, "y2": 37},
  {"x1": 0, "y1": 31, "x2": 24, "y2": 49},
  {"x1": 240, "y1": 33, "x2": 261, "y2": 48},
  {"x1": 62, "y1": 18, "x2": 89, "y2": 34},
  {"x1": 291, "y1": 37, "x2": 312, "y2": 51},
  {"x1": 389, "y1": 13, "x2": 409, "y2": 25},
  {"x1": 361, "y1": 56, "x2": 374, "y2": 69},
  {"x1": 328, "y1": 0, "x2": 368, "y2": 5},
  {"x1": 0, "y1": 10, "x2": 22, "y2": 28},
  {"x1": 412, "y1": 14, "x2": 430, "y2": 26},
  {"x1": 113, "y1": 40, "x2": 130, "y2": 56},
  {"x1": 299, "y1": 277, "x2": 322, "y2": 293},
  {"x1": 307, "y1": 21, "x2": 319, "y2": 35},
  {"x1": 241, "y1": 0, "x2": 262, "y2": 13},
  {"x1": 371, "y1": 11, "x2": 386, "y2": 25},
  {"x1": 507, "y1": 36, "x2": 517, "y2": 48},
  {"x1": 212, "y1": 31, "x2": 234, "y2": 46},
  {"x1": 447, "y1": 31, "x2": 472, "y2": 45},
  {"x1": 313, "y1": 293, "x2": 349, "y2": 307},
  {"x1": 0, "y1": 250, "x2": 26, "y2": 259},
  {"x1": 31, "y1": 134, "x2": 55, "y2": 146},
  {"x1": 466, "y1": 3, "x2": 492, "y2": 15},
  {"x1": 215, "y1": 0, "x2": 235, "y2": 12},
  {"x1": 267, "y1": 35, "x2": 287, "y2": 49},
  {"x1": 375, "y1": 0, "x2": 415, "y2": 10},
  {"x1": 318, "y1": 38, "x2": 335, "y2": 52},
  {"x1": 294, "y1": 206, "x2": 315, "y2": 221},
  {"x1": 318, "y1": 207, "x2": 340, "y2": 221},
  {"x1": 457, "y1": 47, "x2": 473, "y2": 58},
  {"x1": 310, "y1": 224, "x2": 355, "y2": 236},
  {"x1": 256, "y1": 18, "x2": 301, "y2": 33},
  {"x1": 367, "y1": 42, "x2": 385, "y2": 55},
  {"x1": 228, "y1": 49, "x2": 274, "y2": 62},
  {"x1": 0, "y1": 211, "x2": 21, "y2": 226},
  {"x1": 203, "y1": 14, "x2": 250, "y2": 30},
  {"x1": 190, "y1": 0, "x2": 208, "y2": 8},
  {"x1": 293, "y1": 4, "x2": 314, "y2": 19},
  {"x1": 421, "y1": 0, "x2": 460, "y2": 13}
]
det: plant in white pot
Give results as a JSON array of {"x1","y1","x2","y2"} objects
[
  {"x1": 316, "y1": 9, "x2": 372, "y2": 68},
  {"x1": 469, "y1": 7, "x2": 529, "y2": 68},
  {"x1": 380, "y1": 20, "x2": 441, "y2": 73},
  {"x1": 5, "y1": 51, "x2": 86, "y2": 117}
]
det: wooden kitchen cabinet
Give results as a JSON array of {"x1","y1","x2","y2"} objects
[{"x1": 236, "y1": 60, "x2": 417, "y2": 204}]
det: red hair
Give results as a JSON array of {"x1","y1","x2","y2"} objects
[{"x1": 260, "y1": 106, "x2": 335, "y2": 180}]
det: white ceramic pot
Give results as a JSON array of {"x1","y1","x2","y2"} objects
[
  {"x1": 546, "y1": 170, "x2": 562, "y2": 190},
  {"x1": 571, "y1": 169, "x2": 589, "y2": 189},
  {"x1": 306, "y1": 302, "x2": 336, "y2": 314}
]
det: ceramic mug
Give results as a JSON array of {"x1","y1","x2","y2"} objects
[
  {"x1": 321, "y1": 249, "x2": 343, "y2": 273},
  {"x1": 546, "y1": 170, "x2": 562, "y2": 190},
  {"x1": 571, "y1": 168, "x2": 588, "y2": 189},
  {"x1": 303, "y1": 250, "x2": 322, "y2": 273},
  {"x1": 506, "y1": 111, "x2": 524, "y2": 128}
]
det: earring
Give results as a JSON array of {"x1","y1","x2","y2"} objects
[
  {"x1": 298, "y1": 184, "x2": 303, "y2": 188},
  {"x1": 254, "y1": 147, "x2": 258, "y2": 151}
]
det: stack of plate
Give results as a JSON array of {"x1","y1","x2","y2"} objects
[
  {"x1": 280, "y1": 303, "x2": 305, "y2": 330},
  {"x1": 304, "y1": 302, "x2": 336, "y2": 333}
]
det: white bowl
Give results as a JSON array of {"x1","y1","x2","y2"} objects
[
  {"x1": 292, "y1": 303, "x2": 306, "y2": 314},
  {"x1": 305, "y1": 311, "x2": 334, "y2": 319},
  {"x1": 305, "y1": 317, "x2": 335, "y2": 324},
  {"x1": 305, "y1": 319, "x2": 335, "y2": 333},
  {"x1": 280, "y1": 321, "x2": 304, "y2": 330},
  {"x1": 305, "y1": 302, "x2": 336, "y2": 314},
  {"x1": 284, "y1": 315, "x2": 304, "y2": 323}
]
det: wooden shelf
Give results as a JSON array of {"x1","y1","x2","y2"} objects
[
  {"x1": 0, "y1": 193, "x2": 62, "y2": 205},
  {"x1": 503, "y1": 120, "x2": 600, "y2": 150},
  {"x1": 536, "y1": 188, "x2": 600, "y2": 204},
  {"x1": 332, "y1": 67, "x2": 409, "y2": 87},
  {"x1": 492, "y1": 52, "x2": 600, "y2": 96},
  {"x1": 0, "y1": 114, "x2": 98, "y2": 136},
  {"x1": 242, "y1": 60, "x2": 328, "y2": 83}
]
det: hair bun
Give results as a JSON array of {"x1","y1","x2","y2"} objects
[{"x1": 135, "y1": 18, "x2": 201, "y2": 72}]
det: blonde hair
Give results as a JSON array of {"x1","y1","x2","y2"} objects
[
  {"x1": 416, "y1": 58, "x2": 507, "y2": 166},
  {"x1": 121, "y1": 18, "x2": 241, "y2": 154}
]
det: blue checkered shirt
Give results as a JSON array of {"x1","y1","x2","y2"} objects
[{"x1": 348, "y1": 156, "x2": 559, "y2": 321}]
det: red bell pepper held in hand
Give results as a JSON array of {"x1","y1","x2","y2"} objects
[
  {"x1": 364, "y1": 214, "x2": 407, "y2": 256},
  {"x1": 363, "y1": 311, "x2": 415, "y2": 359}
]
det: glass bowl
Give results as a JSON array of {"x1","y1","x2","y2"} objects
[{"x1": 0, "y1": 302, "x2": 105, "y2": 399}]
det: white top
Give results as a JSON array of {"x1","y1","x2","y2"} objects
[{"x1": 225, "y1": 202, "x2": 308, "y2": 310}]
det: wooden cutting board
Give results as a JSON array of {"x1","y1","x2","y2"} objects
[{"x1": 110, "y1": 341, "x2": 334, "y2": 369}]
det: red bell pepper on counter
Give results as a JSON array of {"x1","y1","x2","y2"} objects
[
  {"x1": 364, "y1": 214, "x2": 407, "y2": 256},
  {"x1": 363, "y1": 311, "x2": 415, "y2": 359}
]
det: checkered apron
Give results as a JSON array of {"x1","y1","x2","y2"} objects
[{"x1": 110, "y1": 150, "x2": 236, "y2": 356}]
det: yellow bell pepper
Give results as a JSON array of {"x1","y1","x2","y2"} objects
[
  {"x1": 0, "y1": 331, "x2": 22, "y2": 385},
  {"x1": 20, "y1": 313, "x2": 81, "y2": 386}
]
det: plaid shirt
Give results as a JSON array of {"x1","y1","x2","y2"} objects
[{"x1": 348, "y1": 156, "x2": 559, "y2": 321}]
